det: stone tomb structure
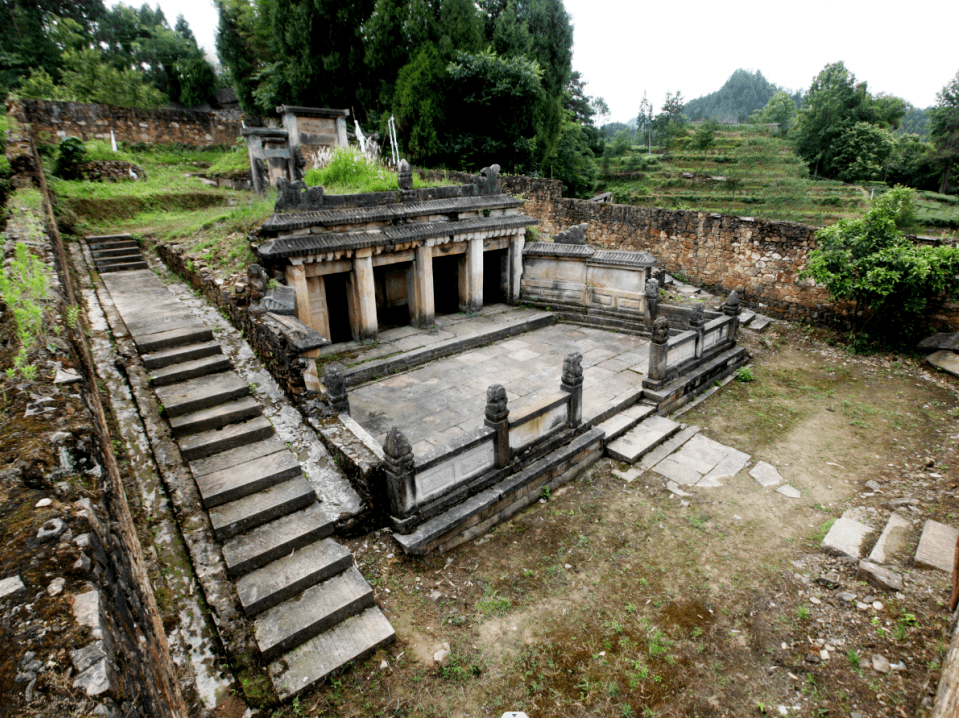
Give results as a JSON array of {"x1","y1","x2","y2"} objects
[{"x1": 254, "y1": 165, "x2": 537, "y2": 356}]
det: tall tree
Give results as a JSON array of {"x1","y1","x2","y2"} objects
[{"x1": 929, "y1": 70, "x2": 959, "y2": 194}]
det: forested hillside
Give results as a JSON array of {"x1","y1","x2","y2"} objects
[{"x1": 684, "y1": 69, "x2": 796, "y2": 123}]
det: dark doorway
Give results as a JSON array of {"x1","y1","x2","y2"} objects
[
  {"x1": 373, "y1": 263, "x2": 412, "y2": 330},
  {"x1": 432, "y1": 254, "x2": 461, "y2": 315},
  {"x1": 324, "y1": 272, "x2": 353, "y2": 344},
  {"x1": 483, "y1": 249, "x2": 507, "y2": 305}
]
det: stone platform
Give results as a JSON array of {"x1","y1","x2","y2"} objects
[{"x1": 350, "y1": 322, "x2": 650, "y2": 457}]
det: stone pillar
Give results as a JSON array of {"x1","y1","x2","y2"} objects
[
  {"x1": 644, "y1": 278, "x2": 659, "y2": 330},
  {"x1": 723, "y1": 290, "x2": 741, "y2": 343},
  {"x1": 689, "y1": 304, "x2": 705, "y2": 358},
  {"x1": 507, "y1": 231, "x2": 525, "y2": 304},
  {"x1": 383, "y1": 427, "x2": 417, "y2": 521},
  {"x1": 561, "y1": 352, "x2": 583, "y2": 428},
  {"x1": 485, "y1": 384, "x2": 510, "y2": 469},
  {"x1": 324, "y1": 362, "x2": 350, "y2": 415},
  {"x1": 459, "y1": 237, "x2": 483, "y2": 313},
  {"x1": 410, "y1": 244, "x2": 435, "y2": 329},
  {"x1": 647, "y1": 317, "x2": 670, "y2": 383},
  {"x1": 350, "y1": 250, "x2": 377, "y2": 342},
  {"x1": 307, "y1": 275, "x2": 331, "y2": 341}
]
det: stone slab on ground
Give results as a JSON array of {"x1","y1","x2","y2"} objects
[
  {"x1": 179, "y1": 416, "x2": 275, "y2": 462},
  {"x1": 193, "y1": 448, "x2": 302, "y2": 508},
  {"x1": 914, "y1": 519, "x2": 959, "y2": 572},
  {"x1": 269, "y1": 606, "x2": 395, "y2": 700},
  {"x1": 0, "y1": 575, "x2": 25, "y2": 600},
  {"x1": 255, "y1": 565, "x2": 374, "y2": 662},
  {"x1": 154, "y1": 371, "x2": 251, "y2": 418},
  {"x1": 927, "y1": 351, "x2": 959, "y2": 379},
  {"x1": 858, "y1": 560, "x2": 904, "y2": 592},
  {"x1": 868, "y1": 513, "x2": 911, "y2": 565},
  {"x1": 637, "y1": 425, "x2": 701, "y2": 472},
  {"x1": 918, "y1": 332, "x2": 959, "y2": 352},
  {"x1": 168, "y1": 396, "x2": 262, "y2": 438},
  {"x1": 221, "y1": 504, "x2": 335, "y2": 578},
  {"x1": 821, "y1": 517, "x2": 874, "y2": 560},
  {"x1": 150, "y1": 354, "x2": 233, "y2": 386},
  {"x1": 141, "y1": 340, "x2": 222, "y2": 371},
  {"x1": 748, "y1": 315, "x2": 771, "y2": 332},
  {"x1": 739, "y1": 309, "x2": 756, "y2": 326},
  {"x1": 750, "y1": 461, "x2": 783, "y2": 487},
  {"x1": 607, "y1": 416, "x2": 680, "y2": 464},
  {"x1": 209, "y1": 477, "x2": 316, "y2": 541},
  {"x1": 777, "y1": 485, "x2": 801, "y2": 498},
  {"x1": 236, "y1": 539, "x2": 353, "y2": 617},
  {"x1": 651, "y1": 433, "x2": 749, "y2": 488}
]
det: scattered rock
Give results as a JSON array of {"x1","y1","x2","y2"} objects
[
  {"x1": 872, "y1": 654, "x2": 891, "y2": 673},
  {"x1": 433, "y1": 642, "x2": 451, "y2": 668},
  {"x1": 429, "y1": 590, "x2": 442, "y2": 601},
  {"x1": 749, "y1": 461, "x2": 783, "y2": 487},
  {"x1": 858, "y1": 561, "x2": 904, "y2": 592},
  {"x1": 821, "y1": 517, "x2": 873, "y2": 560},
  {"x1": 0, "y1": 575, "x2": 26, "y2": 600},
  {"x1": 777, "y1": 485, "x2": 801, "y2": 499},
  {"x1": 47, "y1": 577, "x2": 65, "y2": 596},
  {"x1": 838, "y1": 592, "x2": 856, "y2": 602},
  {"x1": 35, "y1": 498, "x2": 53, "y2": 508},
  {"x1": 73, "y1": 659, "x2": 114, "y2": 696},
  {"x1": 53, "y1": 368, "x2": 82, "y2": 384},
  {"x1": 37, "y1": 517, "x2": 66, "y2": 541},
  {"x1": 864, "y1": 480, "x2": 882, "y2": 492},
  {"x1": 882, "y1": 497, "x2": 918, "y2": 509}
]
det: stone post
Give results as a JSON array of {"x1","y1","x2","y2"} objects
[
  {"x1": 507, "y1": 232, "x2": 525, "y2": 303},
  {"x1": 410, "y1": 244, "x2": 435, "y2": 329},
  {"x1": 485, "y1": 384, "x2": 510, "y2": 469},
  {"x1": 383, "y1": 427, "x2": 416, "y2": 520},
  {"x1": 324, "y1": 362, "x2": 350, "y2": 415},
  {"x1": 689, "y1": 303, "x2": 705, "y2": 358},
  {"x1": 397, "y1": 159, "x2": 413, "y2": 190},
  {"x1": 644, "y1": 278, "x2": 659, "y2": 331},
  {"x1": 723, "y1": 290, "x2": 741, "y2": 343},
  {"x1": 350, "y1": 250, "x2": 378, "y2": 342},
  {"x1": 560, "y1": 352, "x2": 583, "y2": 428},
  {"x1": 647, "y1": 317, "x2": 670, "y2": 383},
  {"x1": 458, "y1": 237, "x2": 483, "y2": 314}
]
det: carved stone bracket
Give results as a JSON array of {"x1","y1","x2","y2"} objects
[
  {"x1": 555, "y1": 223, "x2": 588, "y2": 245},
  {"x1": 485, "y1": 384, "x2": 510, "y2": 469},
  {"x1": 561, "y1": 352, "x2": 584, "y2": 428},
  {"x1": 473, "y1": 164, "x2": 501, "y2": 196},
  {"x1": 644, "y1": 278, "x2": 659, "y2": 330},
  {"x1": 275, "y1": 177, "x2": 325, "y2": 212}
]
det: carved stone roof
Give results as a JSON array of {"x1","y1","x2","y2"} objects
[
  {"x1": 275, "y1": 105, "x2": 350, "y2": 118},
  {"x1": 257, "y1": 214, "x2": 537, "y2": 260},
  {"x1": 523, "y1": 242, "x2": 594, "y2": 258},
  {"x1": 591, "y1": 249, "x2": 657, "y2": 267},
  {"x1": 261, "y1": 193, "x2": 525, "y2": 235}
]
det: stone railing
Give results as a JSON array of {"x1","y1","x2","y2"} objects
[
  {"x1": 328, "y1": 352, "x2": 585, "y2": 533},
  {"x1": 643, "y1": 290, "x2": 741, "y2": 391}
]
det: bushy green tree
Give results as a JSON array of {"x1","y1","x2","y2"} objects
[
  {"x1": 684, "y1": 69, "x2": 779, "y2": 123},
  {"x1": 885, "y1": 134, "x2": 939, "y2": 190},
  {"x1": 929, "y1": 69, "x2": 959, "y2": 194},
  {"x1": 831, "y1": 121, "x2": 894, "y2": 183},
  {"x1": 692, "y1": 119, "x2": 719, "y2": 150},
  {"x1": 750, "y1": 90, "x2": 797, "y2": 134},
  {"x1": 608, "y1": 129, "x2": 632, "y2": 157},
  {"x1": 542, "y1": 121, "x2": 598, "y2": 198},
  {"x1": 801, "y1": 187, "x2": 959, "y2": 344}
]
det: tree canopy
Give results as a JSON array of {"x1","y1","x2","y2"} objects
[
  {"x1": 684, "y1": 69, "x2": 787, "y2": 123},
  {"x1": 929, "y1": 69, "x2": 959, "y2": 194}
]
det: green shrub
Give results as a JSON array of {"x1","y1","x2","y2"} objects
[{"x1": 54, "y1": 137, "x2": 88, "y2": 179}]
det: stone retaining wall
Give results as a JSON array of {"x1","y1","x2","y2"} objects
[
  {"x1": 9, "y1": 99, "x2": 241, "y2": 147},
  {"x1": 78, "y1": 160, "x2": 145, "y2": 182}
]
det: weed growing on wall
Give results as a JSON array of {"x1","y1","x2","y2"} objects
[{"x1": 0, "y1": 241, "x2": 51, "y2": 378}]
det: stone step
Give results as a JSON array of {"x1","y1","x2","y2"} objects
[
  {"x1": 209, "y1": 477, "x2": 316, "y2": 541},
  {"x1": 636, "y1": 425, "x2": 701, "y2": 472},
  {"x1": 88, "y1": 239, "x2": 137, "y2": 251},
  {"x1": 168, "y1": 396, "x2": 262, "y2": 438},
  {"x1": 269, "y1": 606, "x2": 395, "y2": 700},
  {"x1": 236, "y1": 539, "x2": 353, "y2": 617},
  {"x1": 255, "y1": 565, "x2": 374, "y2": 662},
  {"x1": 738, "y1": 309, "x2": 756, "y2": 327},
  {"x1": 99, "y1": 261, "x2": 149, "y2": 273},
  {"x1": 141, "y1": 341, "x2": 222, "y2": 371},
  {"x1": 914, "y1": 519, "x2": 959, "y2": 572},
  {"x1": 747, "y1": 315, "x2": 771, "y2": 332},
  {"x1": 867, "y1": 513, "x2": 911, "y2": 565},
  {"x1": 97, "y1": 252, "x2": 144, "y2": 265},
  {"x1": 192, "y1": 444, "x2": 302, "y2": 508},
  {"x1": 221, "y1": 504, "x2": 336, "y2": 578},
  {"x1": 179, "y1": 416, "x2": 275, "y2": 462},
  {"x1": 585, "y1": 387, "x2": 646, "y2": 426},
  {"x1": 134, "y1": 325, "x2": 215, "y2": 354},
  {"x1": 150, "y1": 354, "x2": 233, "y2": 386},
  {"x1": 128, "y1": 315, "x2": 208, "y2": 339},
  {"x1": 155, "y1": 372, "x2": 250, "y2": 418},
  {"x1": 606, "y1": 415, "x2": 682, "y2": 464},
  {"x1": 189, "y1": 437, "x2": 288, "y2": 478},
  {"x1": 596, "y1": 403, "x2": 656, "y2": 446},
  {"x1": 92, "y1": 246, "x2": 141, "y2": 258}
]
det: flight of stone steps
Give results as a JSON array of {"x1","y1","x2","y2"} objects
[
  {"x1": 96, "y1": 265, "x2": 394, "y2": 699},
  {"x1": 87, "y1": 234, "x2": 148, "y2": 273}
]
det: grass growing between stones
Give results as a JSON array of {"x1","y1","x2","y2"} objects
[{"x1": 260, "y1": 319, "x2": 959, "y2": 718}]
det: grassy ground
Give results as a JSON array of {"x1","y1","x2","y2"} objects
[
  {"x1": 599, "y1": 129, "x2": 959, "y2": 239},
  {"x1": 261, "y1": 321, "x2": 959, "y2": 718}
]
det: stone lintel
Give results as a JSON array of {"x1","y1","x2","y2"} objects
[{"x1": 276, "y1": 105, "x2": 350, "y2": 119}]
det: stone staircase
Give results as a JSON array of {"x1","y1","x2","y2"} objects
[
  {"x1": 87, "y1": 234, "x2": 148, "y2": 273},
  {"x1": 98, "y1": 266, "x2": 394, "y2": 699}
]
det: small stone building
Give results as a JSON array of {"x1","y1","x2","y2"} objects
[{"x1": 254, "y1": 166, "x2": 537, "y2": 345}]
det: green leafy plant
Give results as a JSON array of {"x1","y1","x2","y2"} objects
[
  {"x1": 0, "y1": 242, "x2": 51, "y2": 379},
  {"x1": 54, "y1": 137, "x2": 88, "y2": 179},
  {"x1": 736, "y1": 366, "x2": 754, "y2": 382}
]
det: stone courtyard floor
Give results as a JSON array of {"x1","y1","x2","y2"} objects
[{"x1": 349, "y1": 322, "x2": 650, "y2": 456}]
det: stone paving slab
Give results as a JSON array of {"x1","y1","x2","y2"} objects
[
  {"x1": 270, "y1": 606, "x2": 395, "y2": 700},
  {"x1": 776, "y1": 485, "x2": 801, "y2": 498},
  {"x1": 651, "y1": 433, "x2": 750, "y2": 488},
  {"x1": 821, "y1": 517, "x2": 874, "y2": 560},
  {"x1": 868, "y1": 513, "x2": 910, "y2": 565},
  {"x1": 927, "y1": 350, "x2": 959, "y2": 378},
  {"x1": 637, "y1": 426, "x2": 701, "y2": 472},
  {"x1": 748, "y1": 315, "x2": 771, "y2": 332},
  {"x1": 255, "y1": 566, "x2": 374, "y2": 662},
  {"x1": 749, "y1": 461, "x2": 783, "y2": 487},
  {"x1": 915, "y1": 519, "x2": 959, "y2": 572},
  {"x1": 237, "y1": 539, "x2": 353, "y2": 617}
]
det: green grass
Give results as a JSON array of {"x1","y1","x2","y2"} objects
[{"x1": 304, "y1": 146, "x2": 440, "y2": 194}]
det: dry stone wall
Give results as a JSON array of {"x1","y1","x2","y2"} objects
[{"x1": 9, "y1": 99, "x2": 241, "y2": 147}]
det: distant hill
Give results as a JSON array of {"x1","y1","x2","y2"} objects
[{"x1": 684, "y1": 69, "x2": 795, "y2": 123}]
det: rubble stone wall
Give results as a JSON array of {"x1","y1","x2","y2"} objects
[{"x1": 9, "y1": 99, "x2": 241, "y2": 147}]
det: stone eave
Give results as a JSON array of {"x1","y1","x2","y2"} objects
[
  {"x1": 523, "y1": 242, "x2": 594, "y2": 258},
  {"x1": 276, "y1": 105, "x2": 350, "y2": 119},
  {"x1": 591, "y1": 249, "x2": 657, "y2": 267},
  {"x1": 258, "y1": 215, "x2": 537, "y2": 260},
  {"x1": 523, "y1": 243, "x2": 655, "y2": 267},
  {"x1": 261, "y1": 194, "x2": 527, "y2": 234}
]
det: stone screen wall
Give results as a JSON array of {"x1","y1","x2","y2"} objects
[{"x1": 9, "y1": 99, "x2": 242, "y2": 147}]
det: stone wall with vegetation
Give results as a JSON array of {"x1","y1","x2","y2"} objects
[{"x1": 9, "y1": 99, "x2": 241, "y2": 147}]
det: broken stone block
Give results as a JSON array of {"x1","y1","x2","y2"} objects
[
  {"x1": 776, "y1": 485, "x2": 801, "y2": 498},
  {"x1": 0, "y1": 575, "x2": 26, "y2": 600},
  {"x1": 857, "y1": 560, "x2": 904, "y2": 592},
  {"x1": 749, "y1": 461, "x2": 783, "y2": 487},
  {"x1": 868, "y1": 513, "x2": 910, "y2": 565},
  {"x1": 914, "y1": 519, "x2": 959, "y2": 572},
  {"x1": 927, "y1": 350, "x2": 959, "y2": 378},
  {"x1": 73, "y1": 658, "x2": 114, "y2": 696},
  {"x1": 821, "y1": 517, "x2": 873, "y2": 560}
]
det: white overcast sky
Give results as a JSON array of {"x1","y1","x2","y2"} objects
[{"x1": 121, "y1": 0, "x2": 958, "y2": 122}]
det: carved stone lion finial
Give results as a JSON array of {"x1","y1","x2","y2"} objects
[{"x1": 652, "y1": 317, "x2": 670, "y2": 344}]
